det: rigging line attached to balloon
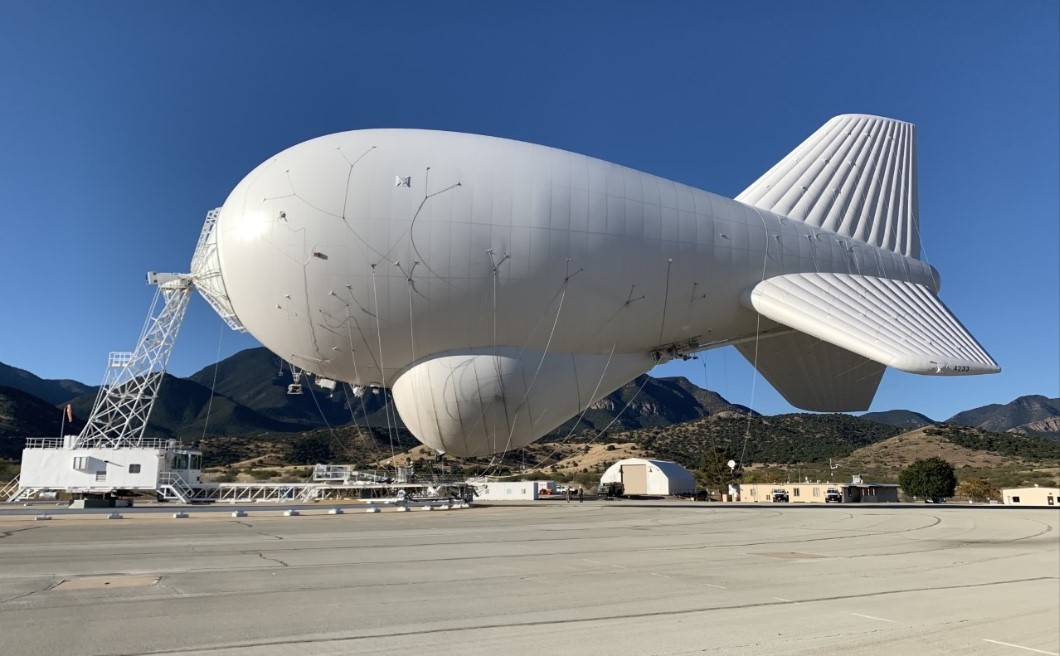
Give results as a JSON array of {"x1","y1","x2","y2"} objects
[
  {"x1": 572, "y1": 294, "x2": 640, "y2": 355},
  {"x1": 689, "y1": 281, "x2": 706, "y2": 304},
  {"x1": 284, "y1": 169, "x2": 344, "y2": 221},
  {"x1": 338, "y1": 145, "x2": 377, "y2": 220},
  {"x1": 303, "y1": 376, "x2": 350, "y2": 462},
  {"x1": 480, "y1": 274, "x2": 572, "y2": 479},
  {"x1": 336, "y1": 286, "x2": 385, "y2": 373},
  {"x1": 369, "y1": 264, "x2": 398, "y2": 465},
  {"x1": 738, "y1": 212, "x2": 773, "y2": 470},
  {"x1": 625, "y1": 284, "x2": 645, "y2": 308},
  {"x1": 445, "y1": 253, "x2": 515, "y2": 464},
  {"x1": 376, "y1": 164, "x2": 462, "y2": 276},
  {"x1": 530, "y1": 342, "x2": 618, "y2": 472},
  {"x1": 345, "y1": 319, "x2": 382, "y2": 465},
  {"x1": 239, "y1": 157, "x2": 278, "y2": 217},
  {"x1": 489, "y1": 286, "x2": 569, "y2": 476},
  {"x1": 480, "y1": 258, "x2": 585, "y2": 477},
  {"x1": 283, "y1": 146, "x2": 390, "y2": 264},
  {"x1": 400, "y1": 259, "x2": 432, "y2": 455},
  {"x1": 299, "y1": 236, "x2": 326, "y2": 362},
  {"x1": 199, "y1": 317, "x2": 225, "y2": 442},
  {"x1": 339, "y1": 382, "x2": 375, "y2": 465},
  {"x1": 488, "y1": 249, "x2": 511, "y2": 457},
  {"x1": 656, "y1": 258, "x2": 674, "y2": 345}
]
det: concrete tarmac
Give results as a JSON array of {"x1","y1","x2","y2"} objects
[{"x1": 0, "y1": 502, "x2": 1057, "y2": 656}]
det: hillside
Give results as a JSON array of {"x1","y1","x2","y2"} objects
[
  {"x1": 65, "y1": 374, "x2": 305, "y2": 440},
  {"x1": 834, "y1": 427, "x2": 1059, "y2": 489},
  {"x1": 186, "y1": 348, "x2": 388, "y2": 428},
  {"x1": 860, "y1": 409, "x2": 935, "y2": 430},
  {"x1": 0, "y1": 362, "x2": 92, "y2": 405},
  {"x1": 1014, "y1": 417, "x2": 1060, "y2": 440},
  {"x1": 947, "y1": 395, "x2": 1060, "y2": 439},
  {"x1": 0, "y1": 386, "x2": 68, "y2": 458},
  {"x1": 613, "y1": 412, "x2": 902, "y2": 471}
]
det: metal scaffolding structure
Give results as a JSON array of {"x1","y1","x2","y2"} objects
[
  {"x1": 74, "y1": 274, "x2": 194, "y2": 449},
  {"x1": 188, "y1": 208, "x2": 245, "y2": 333},
  {"x1": 73, "y1": 210, "x2": 243, "y2": 449}
]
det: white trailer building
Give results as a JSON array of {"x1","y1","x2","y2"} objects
[
  {"x1": 17, "y1": 437, "x2": 203, "y2": 502},
  {"x1": 599, "y1": 458, "x2": 696, "y2": 496},
  {"x1": 472, "y1": 480, "x2": 555, "y2": 501}
]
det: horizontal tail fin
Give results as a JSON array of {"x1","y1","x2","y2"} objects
[
  {"x1": 736, "y1": 114, "x2": 921, "y2": 259},
  {"x1": 744, "y1": 273, "x2": 999, "y2": 377}
]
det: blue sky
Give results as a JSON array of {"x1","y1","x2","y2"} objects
[{"x1": 1, "y1": 1, "x2": 1056, "y2": 420}]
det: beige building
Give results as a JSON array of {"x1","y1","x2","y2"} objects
[
  {"x1": 737, "y1": 476, "x2": 899, "y2": 503},
  {"x1": 1001, "y1": 486, "x2": 1058, "y2": 506}
]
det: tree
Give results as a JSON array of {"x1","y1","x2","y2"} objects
[
  {"x1": 955, "y1": 478, "x2": 998, "y2": 502},
  {"x1": 898, "y1": 457, "x2": 957, "y2": 500},
  {"x1": 697, "y1": 447, "x2": 740, "y2": 496}
]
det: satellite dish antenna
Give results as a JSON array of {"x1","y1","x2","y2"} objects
[{"x1": 727, "y1": 459, "x2": 737, "y2": 471}]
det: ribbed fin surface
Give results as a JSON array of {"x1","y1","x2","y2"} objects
[
  {"x1": 736, "y1": 114, "x2": 921, "y2": 259},
  {"x1": 743, "y1": 273, "x2": 999, "y2": 375},
  {"x1": 736, "y1": 332, "x2": 885, "y2": 412}
]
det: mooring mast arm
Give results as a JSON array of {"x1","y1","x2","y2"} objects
[{"x1": 73, "y1": 275, "x2": 194, "y2": 449}]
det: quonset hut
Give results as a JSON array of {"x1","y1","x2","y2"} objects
[{"x1": 599, "y1": 458, "x2": 696, "y2": 497}]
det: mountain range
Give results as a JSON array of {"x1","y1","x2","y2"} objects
[{"x1": 1, "y1": 348, "x2": 1058, "y2": 454}]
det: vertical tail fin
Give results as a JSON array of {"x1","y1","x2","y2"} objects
[{"x1": 736, "y1": 114, "x2": 921, "y2": 259}]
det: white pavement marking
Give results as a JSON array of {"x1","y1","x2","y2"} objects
[
  {"x1": 649, "y1": 572, "x2": 669, "y2": 578},
  {"x1": 851, "y1": 612, "x2": 897, "y2": 623},
  {"x1": 983, "y1": 639, "x2": 1060, "y2": 655},
  {"x1": 704, "y1": 583, "x2": 728, "y2": 589},
  {"x1": 772, "y1": 597, "x2": 793, "y2": 602}
]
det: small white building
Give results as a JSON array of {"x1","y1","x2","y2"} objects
[
  {"x1": 1002, "y1": 486, "x2": 1058, "y2": 507},
  {"x1": 599, "y1": 458, "x2": 696, "y2": 496},
  {"x1": 472, "y1": 480, "x2": 555, "y2": 501}
]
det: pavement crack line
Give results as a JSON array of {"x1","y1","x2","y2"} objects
[
  {"x1": 252, "y1": 551, "x2": 289, "y2": 568},
  {"x1": 0, "y1": 526, "x2": 42, "y2": 541},
  {"x1": 91, "y1": 575, "x2": 1059, "y2": 656},
  {"x1": 0, "y1": 589, "x2": 42, "y2": 605},
  {"x1": 0, "y1": 580, "x2": 54, "y2": 605}
]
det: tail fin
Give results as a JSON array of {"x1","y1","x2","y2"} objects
[
  {"x1": 737, "y1": 271, "x2": 1000, "y2": 413},
  {"x1": 736, "y1": 114, "x2": 920, "y2": 259},
  {"x1": 736, "y1": 332, "x2": 885, "y2": 412}
]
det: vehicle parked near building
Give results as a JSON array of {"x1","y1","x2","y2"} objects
[
  {"x1": 825, "y1": 488, "x2": 842, "y2": 503},
  {"x1": 771, "y1": 488, "x2": 789, "y2": 502}
]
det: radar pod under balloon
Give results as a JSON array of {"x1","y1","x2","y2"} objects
[{"x1": 193, "y1": 114, "x2": 998, "y2": 457}]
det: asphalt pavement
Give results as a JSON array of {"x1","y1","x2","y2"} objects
[{"x1": 0, "y1": 502, "x2": 1057, "y2": 656}]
